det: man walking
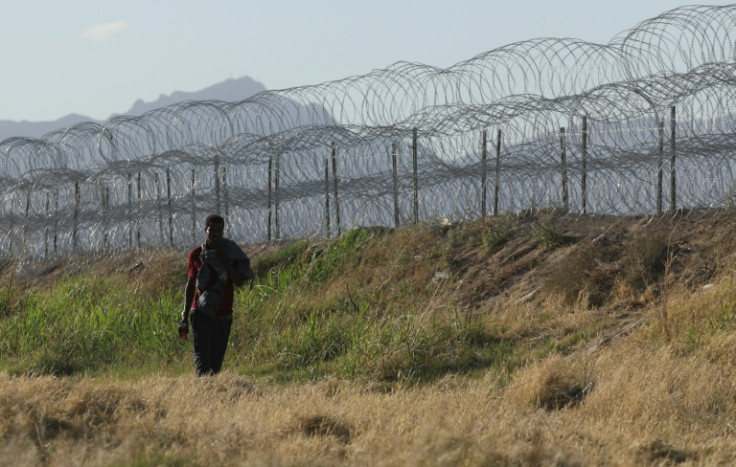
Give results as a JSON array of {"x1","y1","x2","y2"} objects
[{"x1": 179, "y1": 214, "x2": 254, "y2": 376}]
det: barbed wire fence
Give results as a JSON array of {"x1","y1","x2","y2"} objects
[{"x1": 3, "y1": 5, "x2": 736, "y2": 259}]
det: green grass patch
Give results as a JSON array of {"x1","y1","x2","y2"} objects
[
  {"x1": 0, "y1": 224, "x2": 552, "y2": 382},
  {"x1": 532, "y1": 222, "x2": 574, "y2": 250},
  {"x1": 0, "y1": 275, "x2": 187, "y2": 376},
  {"x1": 483, "y1": 215, "x2": 513, "y2": 253}
]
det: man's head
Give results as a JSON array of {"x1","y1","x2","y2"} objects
[{"x1": 205, "y1": 214, "x2": 225, "y2": 246}]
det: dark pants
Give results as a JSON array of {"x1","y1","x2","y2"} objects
[{"x1": 191, "y1": 311, "x2": 233, "y2": 376}]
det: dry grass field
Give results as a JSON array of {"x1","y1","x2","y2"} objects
[{"x1": 3, "y1": 209, "x2": 736, "y2": 465}]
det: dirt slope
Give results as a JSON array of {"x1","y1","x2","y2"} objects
[{"x1": 4, "y1": 208, "x2": 735, "y2": 337}]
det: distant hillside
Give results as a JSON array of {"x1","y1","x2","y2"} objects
[
  {"x1": 0, "y1": 113, "x2": 95, "y2": 141},
  {"x1": 119, "y1": 76, "x2": 267, "y2": 116},
  {"x1": 0, "y1": 76, "x2": 267, "y2": 142}
]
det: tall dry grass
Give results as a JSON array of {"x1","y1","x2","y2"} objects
[
  {"x1": 4, "y1": 275, "x2": 736, "y2": 466},
  {"x1": 3, "y1": 213, "x2": 736, "y2": 465},
  {"x1": 3, "y1": 341, "x2": 736, "y2": 467}
]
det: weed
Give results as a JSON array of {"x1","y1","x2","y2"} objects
[
  {"x1": 297, "y1": 414, "x2": 353, "y2": 443},
  {"x1": 507, "y1": 355, "x2": 592, "y2": 411},
  {"x1": 253, "y1": 239, "x2": 310, "y2": 277},
  {"x1": 482, "y1": 216, "x2": 513, "y2": 253},
  {"x1": 112, "y1": 453, "x2": 195, "y2": 467},
  {"x1": 543, "y1": 242, "x2": 617, "y2": 307},
  {"x1": 532, "y1": 222, "x2": 574, "y2": 250},
  {"x1": 622, "y1": 231, "x2": 670, "y2": 291},
  {"x1": 0, "y1": 275, "x2": 186, "y2": 376},
  {"x1": 710, "y1": 301, "x2": 736, "y2": 331},
  {"x1": 306, "y1": 227, "x2": 384, "y2": 284},
  {"x1": 683, "y1": 326, "x2": 703, "y2": 353}
]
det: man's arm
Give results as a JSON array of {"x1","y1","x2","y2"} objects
[
  {"x1": 184, "y1": 276, "x2": 196, "y2": 316},
  {"x1": 179, "y1": 275, "x2": 197, "y2": 340}
]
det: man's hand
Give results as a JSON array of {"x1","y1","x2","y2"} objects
[
  {"x1": 178, "y1": 309, "x2": 190, "y2": 341},
  {"x1": 178, "y1": 320, "x2": 189, "y2": 341}
]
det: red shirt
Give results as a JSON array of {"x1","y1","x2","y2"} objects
[{"x1": 188, "y1": 246, "x2": 235, "y2": 316}]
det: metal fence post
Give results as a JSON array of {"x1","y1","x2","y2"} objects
[
  {"x1": 332, "y1": 141, "x2": 341, "y2": 235},
  {"x1": 657, "y1": 119, "x2": 664, "y2": 214},
  {"x1": 166, "y1": 167, "x2": 173, "y2": 246},
  {"x1": 275, "y1": 153, "x2": 280, "y2": 240},
  {"x1": 670, "y1": 106, "x2": 676, "y2": 211},
  {"x1": 392, "y1": 143, "x2": 400, "y2": 228},
  {"x1": 191, "y1": 169, "x2": 196, "y2": 243},
  {"x1": 481, "y1": 129, "x2": 488, "y2": 218},
  {"x1": 582, "y1": 116, "x2": 588, "y2": 215},
  {"x1": 560, "y1": 127, "x2": 569, "y2": 211},
  {"x1": 324, "y1": 152, "x2": 331, "y2": 236},
  {"x1": 73, "y1": 181, "x2": 80, "y2": 252},
  {"x1": 494, "y1": 129, "x2": 501, "y2": 216},
  {"x1": 412, "y1": 127, "x2": 418, "y2": 224},
  {"x1": 267, "y1": 156, "x2": 272, "y2": 242},
  {"x1": 137, "y1": 172, "x2": 142, "y2": 248}
]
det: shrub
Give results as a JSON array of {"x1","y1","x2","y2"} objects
[
  {"x1": 622, "y1": 232, "x2": 671, "y2": 291},
  {"x1": 252, "y1": 239, "x2": 310, "y2": 278},
  {"x1": 543, "y1": 242, "x2": 618, "y2": 307},
  {"x1": 506, "y1": 354, "x2": 592, "y2": 410},
  {"x1": 482, "y1": 216, "x2": 513, "y2": 253},
  {"x1": 532, "y1": 222, "x2": 574, "y2": 250},
  {"x1": 306, "y1": 227, "x2": 385, "y2": 284}
]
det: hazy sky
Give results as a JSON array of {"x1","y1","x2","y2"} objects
[{"x1": 2, "y1": 1, "x2": 733, "y2": 121}]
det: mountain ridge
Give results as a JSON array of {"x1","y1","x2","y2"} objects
[
  {"x1": 119, "y1": 76, "x2": 266, "y2": 117},
  {"x1": 0, "y1": 76, "x2": 267, "y2": 142}
]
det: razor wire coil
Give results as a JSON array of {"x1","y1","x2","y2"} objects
[{"x1": 3, "y1": 5, "x2": 736, "y2": 258}]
